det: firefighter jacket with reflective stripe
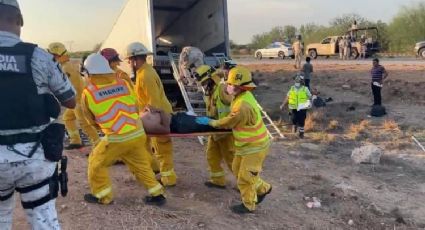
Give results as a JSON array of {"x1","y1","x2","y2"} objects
[
  {"x1": 83, "y1": 77, "x2": 141, "y2": 136},
  {"x1": 0, "y1": 42, "x2": 52, "y2": 131},
  {"x1": 232, "y1": 91, "x2": 270, "y2": 155}
]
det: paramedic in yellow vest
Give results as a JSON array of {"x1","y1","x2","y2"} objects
[
  {"x1": 126, "y1": 42, "x2": 176, "y2": 186},
  {"x1": 100, "y1": 48, "x2": 133, "y2": 86},
  {"x1": 196, "y1": 66, "x2": 272, "y2": 214},
  {"x1": 194, "y1": 65, "x2": 234, "y2": 189},
  {"x1": 80, "y1": 53, "x2": 166, "y2": 205},
  {"x1": 280, "y1": 74, "x2": 312, "y2": 138},
  {"x1": 48, "y1": 42, "x2": 99, "y2": 149}
]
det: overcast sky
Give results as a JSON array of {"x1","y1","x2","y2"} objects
[{"x1": 18, "y1": 0, "x2": 418, "y2": 51}]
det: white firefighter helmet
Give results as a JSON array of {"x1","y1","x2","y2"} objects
[
  {"x1": 83, "y1": 53, "x2": 114, "y2": 75},
  {"x1": 125, "y1": 42, "x2": 152, "y2": 59}
]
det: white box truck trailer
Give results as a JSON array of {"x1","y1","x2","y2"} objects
[{"x1": 101, "y1": 0, "x2": 230, "y2": 108}]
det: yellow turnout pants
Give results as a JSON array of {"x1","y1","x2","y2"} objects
[
  {"x1": 206, "y1": 135, "x2": 235, "y2": 186},
  {"x1": 88, "y1": 134, "x2": 164, "y2": 204},
  {"x1": 151, "y1": 137, "x2": 176, "y2": 186},
  {"x1": 63, "y1": 105, "x2": 99, "y2": 145},
  {"x1": 232, "y1": 147, "x2": 271, "y2": 211}
]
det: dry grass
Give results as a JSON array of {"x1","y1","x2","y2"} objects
[
  {"x1": 305, "y1": 111, "x2": 325, "y2": 132},
  {"x1": 382, "y1": 119, "x2": 400, "y2": 131},
  {"x1": 347, "y1": 120, "x2": 370, "y2": 140},
  {"x1": 327, "y1": 120, "x2": 340, "y2": 131}
]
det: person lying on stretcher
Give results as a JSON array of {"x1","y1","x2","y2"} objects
[{"x1": 140, "y1": 107, "x2": 229, "y2": 134}]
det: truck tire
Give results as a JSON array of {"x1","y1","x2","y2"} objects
[
  {"x1": 351, "y1": 48, "x2": 359, "y2": 59},
  {"x1": 278, "y1": 51, "x2": 285, "y2": 59},
  {"x1": 256, "y1": 52, "x2": 263, "y2": 60},
  {"x1": 309, "y1": 49, "x2": 318, "y2": 59},
  {"x1": 420, "y1": 48, "x2": 425, "y2": 59}
]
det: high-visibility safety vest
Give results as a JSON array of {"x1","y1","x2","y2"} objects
[
  {"x1": 232, "y1": 91, "x2": 270, "y2": 155},
  {"x1": 84, "y1": 78, "x2": 140, "y2": 136},
  {"x1": 288, "y1": 86, "x2": 309, "y2": 110},
  {"x1": 208, "y1": 84, "x2": 230, "y2": 119}
]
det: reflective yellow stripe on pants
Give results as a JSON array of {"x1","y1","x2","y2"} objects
[
  {"x1": 160, "y1": 169, "x2": 175, "y2": 177},
  {"x1": 94, "y1": 187, "x2": 112, "y2": 199},
  {"x1": 210, "y1": 171, "x2": 225, "y2": 178},
  {"x1": 148, "y1": 183, "x2": 163, "y2": 195}
]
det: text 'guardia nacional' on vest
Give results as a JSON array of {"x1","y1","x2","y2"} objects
[{"x1": 0, "y1": 55, "x2": 20, "y2": 72}]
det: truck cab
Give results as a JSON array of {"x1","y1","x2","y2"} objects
[{"x1": 306, "y1": 36, "x2": 341, "y2": 59}]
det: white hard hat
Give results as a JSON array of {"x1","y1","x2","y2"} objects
[
  {"x1": 125, "y1": 42, "x2": 152, "y2": 59},
  {"x1": 83, "y1": 53, "x2": 114, "y2": 75},
  {"x1": 0, "y1": 0, "x2": 20, "y2": 10}
]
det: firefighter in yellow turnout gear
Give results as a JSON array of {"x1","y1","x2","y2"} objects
[
  {"x1": 196, "y1": 66, "x2": 272, "y2": 214},
  {"x1": 126, "y1": 42, "x2": 176, "y2": 186},
  {"x1": 80, "y1": 53, "x2": 166, "y2": 205},
  {"x1": 48, "y1": 42, "x2": 99, "y2": 149},
  {"x1": 194, "y1": 65, "x2": 234, "y2": 188}
]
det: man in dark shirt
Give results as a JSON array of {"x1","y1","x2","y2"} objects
[
  {"x1": 370, "y1": 58, "x2": 388, "y2": 105},
  {"x1": 140, "y1": 110, "x2": 227, "y2": 134}
]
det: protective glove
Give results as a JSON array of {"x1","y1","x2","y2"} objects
[{"x1": 196, "y1": 117, "x2": 211, "y2": 125}]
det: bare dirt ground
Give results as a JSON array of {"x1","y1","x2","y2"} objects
[{"x1": 13, "y1": 60, "x2": 425, "y2": 230}]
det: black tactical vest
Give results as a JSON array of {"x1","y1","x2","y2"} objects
[{"x1": 0, "y1": 42, "x2": 51, "y2": 130}]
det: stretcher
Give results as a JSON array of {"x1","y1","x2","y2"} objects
[{"x1": 147, "y1": 131, "x2": 231, "y2": 138}]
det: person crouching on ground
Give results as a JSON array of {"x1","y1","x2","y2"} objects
[
  {"x1": 196, "y1": 66, "x2": 272, "y2": 214},
  {"x1": 280, "y1": 74, "x2": 312, "y2": 138},
  {"x1": 80, "y1": 53, "x2": 166, "y2": 206}
]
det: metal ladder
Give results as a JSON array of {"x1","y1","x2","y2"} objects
[
  {"x1": 257, "y1": 103, "x2": 285, "y2": 141},
  {"x1": 168, "y1": 52, "x2": 206, "y2": 144},
  {"x1": 412, "y1": 135, "x2": 425, "y2": 152},
  {"x1": 168, "y1": 52, "x2": 206, "y2": 115}
]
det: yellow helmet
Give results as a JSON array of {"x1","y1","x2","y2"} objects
[
  {"x1": 227, "y1": 66, "x2": 256, "y2": 87},
  {"x1": 47, "y1": 42, "x2": 68, "y2": 56},
  {"x1": 194, "y1": 65, "x2": 214, "y2": 83}
]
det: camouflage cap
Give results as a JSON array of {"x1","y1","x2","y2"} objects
[{"x1": 0, "y1": 0, "x2": 20, "y2": 10}]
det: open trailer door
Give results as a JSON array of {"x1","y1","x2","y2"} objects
[{"x1": 101, "y1": 0, "x2": 155, "y2": 74}]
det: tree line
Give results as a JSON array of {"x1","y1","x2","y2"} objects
[{"x1": 234, "y1": 2, "x2": 425, "y2": 54}]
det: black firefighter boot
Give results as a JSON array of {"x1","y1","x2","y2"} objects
[
  {"x1": 65, "y1": 143, "x2": 84, "y2": 150},
  {"x1": 299, "y1": 128, "x2": 305, "y2": 139},
  {"x1": 144, "y1": 194, "x2": 166, "y2": 206},
  {"x1": 230, "y1": 204, "x2": 253, "y2": 214}
]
